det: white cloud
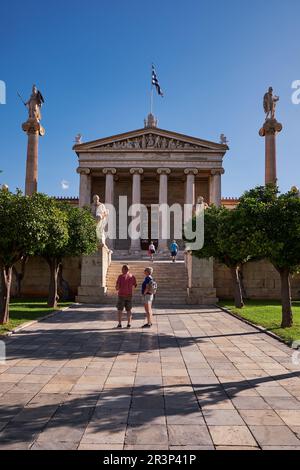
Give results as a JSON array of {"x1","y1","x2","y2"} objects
[{"x1": 61, "y1": 180, "x2": 70, "y2": 190}]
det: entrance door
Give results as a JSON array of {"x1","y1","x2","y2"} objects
[{"x1": 140, "y1": 205, "x2": 158, "y2": 250}]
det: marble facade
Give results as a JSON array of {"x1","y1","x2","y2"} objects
[{"x1": 74, "y1": 115, "x2": 228, "y2": 254}]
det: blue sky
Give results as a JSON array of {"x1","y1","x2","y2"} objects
[{"x1": 1, "y1": 0, "x2": 300, "y2": 198}]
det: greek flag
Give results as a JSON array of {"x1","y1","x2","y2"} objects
[{"x1": 152, "y1": 65, "x2": 164, "y2": 97}]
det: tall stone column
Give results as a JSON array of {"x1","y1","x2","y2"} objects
[
  {"x1": 22, "y1": 119, "x2": 45, "y2": 196},
  {"x1": 259, "y1": 119, "x2": 283, "y2": 185},
  {"x1": 77, "y1": 168, "x2": 91, "y2": 207},
  {"x1": 184, "y1": 169, "x2": 198, "y2": 223},
  {"x1": 157, "y1": 168, "x2": 171, "y2": 252},
  {"x1": 129, "y1": 168, "x2": 143, "y2": 254},
  {"x1": 210, "y1": 169, "x2": 225, "y2": 207},
  {"x1": 103, "y1": 168, "x2": 116, "y2": 250},
  {"x1": 103, "y1": 168, "x2": 116, "y2": 207}
]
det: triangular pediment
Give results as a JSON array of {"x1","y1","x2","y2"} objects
[{"x1": 73, "y1": 127, "x2": 228, "y2": 153}]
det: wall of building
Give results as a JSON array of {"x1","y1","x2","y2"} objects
[
  {"x1": 114, "y1": 176, "x2": 133, "y2": 250},
  {"x1": 91, "y1": 176, "x2": 105, "y2": 202},
  {"x1": 195, "y1": 178, "x2": 209, "y2": 204},
  {"x1": 214, "y1": 259, "x2": 300, "y2": 300},
  {"x1": 12, "y1": 256, "x2": 81, "y2": 299},
  {"x1": 13, "y1": 254, "x2": 300, "y2": 303}
]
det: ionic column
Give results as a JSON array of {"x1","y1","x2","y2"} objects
[
  {"x1": 184, "y1": 169, "x2": 198, "y2": 223},
  {"x1": 259, "y1": 119, "x2": 283, "y2": 185},
  {"x1": 103, "y1": 168, "x2": 116, "y2": 249},
  {"x1": 22, "y1": 119, "x2": 45, "y2": 196},
  {"x1": 210, "y1": 169, "x2": 224, "y2": 207},
  {"x1": 157, "y1": 168, "x2": 171, "y2": 252},
  {"x1": 129, "y1": 168, "x2": 144, "y2": 253},
  {"x1": 103, "y1": 168, "x2": 116, "y2": 207},
  {"x1": 77, "y1": 168, "x2": 91, "y2": 207}
]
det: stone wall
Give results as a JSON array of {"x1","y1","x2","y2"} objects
[
  {"x1": 11, "y1": 256, "x2": 81, "y2": 299},
  {"x1": 214, "y1": 259, "x2": 300, "y2": 300},
  {"x1": 12, "y1": 255, "x2": 300, "y2": 302}
]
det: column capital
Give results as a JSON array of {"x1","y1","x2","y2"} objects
[
  {"x1": 22, "y1": 118, "x2": 45, "y2": 137},
  {"x1": 102, "y1": 168, "x2": 117, "y2": 175},
  {"x1": 184, "y1": 168, "x2": 198, "y2": 176},
  {"x1": 211, "y1": 168, "x2": 225, "y2": 176},
  {"x1": 77, "y1": 167, "x2": 91, "y2": 175},
  {"x1": 130, "y1": 168, "x2": 144, "y2": 175},
  {"x1": 259, "y1": 118, "x2": 283, "y2": 137},
  {"x1": 157, "y1": 168, "x2": 171, "y2": 175}
]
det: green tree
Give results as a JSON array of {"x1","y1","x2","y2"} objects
[
  {"x1": 37, "y1": 196, "x2": 69, "y2": 308},
  {"x1": 60, "y1": 203, "x2": 97, "y2": 259},
  {"x1": 240, "y1": 185, "x2": 300, "y2": 328},
  {"x1": 0, "y1": 190, "x2": 50, "y2": 324},
  {"x1": 0, "y1": 191, "x2": 97, "y2": 322},
  {"x1": 39, "y1": 201, "x2": 97, "y2": 308},
  {"x1": 191, "y1": 206, "x2": 256, "y2": 308}
]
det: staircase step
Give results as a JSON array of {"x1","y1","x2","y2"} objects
[{"x1": 102, "y1": 257, "x2": 189, "y2": 305}]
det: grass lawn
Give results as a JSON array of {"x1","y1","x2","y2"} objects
[
  {"x1": 0, "y1": 298, "x2": 72, "y2": 335},
  {"x1": 218, "y1": 299, "x2": 300, "y2": 345}
]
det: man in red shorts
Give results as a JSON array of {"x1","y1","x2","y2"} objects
[{"x1": 115, "y1": 264, "x2": 137, "y2": 328}]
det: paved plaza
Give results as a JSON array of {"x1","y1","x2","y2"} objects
[{"x1": 0, "y1": 305, "x2": 300, "y2": 450}]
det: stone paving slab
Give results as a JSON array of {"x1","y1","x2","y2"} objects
[{"x1": 0, "y1": 304, "x2": 300, "y2": 450}]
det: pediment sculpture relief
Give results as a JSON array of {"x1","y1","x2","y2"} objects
[{"x1": 97, "y1": 134, "x2": 202, "y2": 150}]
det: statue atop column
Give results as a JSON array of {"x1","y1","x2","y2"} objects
[
  {"x1": 21, "y1": 84, "x2": 45, "y2": 136},
  {"x1": 91, "y1": 195, "x2": 109, "y2": 246},
  {"x1": 25, "y1": 85, "x2": 44, "y2": 122},
  {"x1": 263, "y1": 87, "x2": 279, "y2": 121},
  {"x1": 259, "y1": 87, "x2": 283, "y2": 186},
  {"x1": 21, "y1": 84, "x2": 45, "y2": 195}
]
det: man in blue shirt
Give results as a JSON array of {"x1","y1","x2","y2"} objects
[{"x1": 170, "y1": 240, "x2": 179, "y2": 263}]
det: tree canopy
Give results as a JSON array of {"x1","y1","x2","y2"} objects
[
  {"x1": 0, "y1": 191, "x2": 52, "y2": 323},
  {"x1": 191, "y1": 205, "x2": 258, "y2": 308},
  {"x1": 0, "y1": 190, "x2": 97, "y2": 322},
  {"x1": 239, "y1": 185, "x2": 300, "y2": 327}
]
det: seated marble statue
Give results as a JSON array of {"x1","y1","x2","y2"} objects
[{"x1": 91, "y1": 195, "x2": 109, "y2": 246}]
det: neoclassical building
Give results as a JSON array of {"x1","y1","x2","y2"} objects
[
  {"x1": 17, "y1": 114, "x2": 300, "y2": 305},
  {"x1": 74, "y1": 114, "x2": 228, "y2": 254}
]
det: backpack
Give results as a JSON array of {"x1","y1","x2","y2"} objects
[{"x1": 147, "y1": 278, "x2": 158, "y2": 294}]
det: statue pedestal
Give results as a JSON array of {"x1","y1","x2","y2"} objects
[
  {"x1": 76, "y1": 245, "x2": 111, "y2": 303},
  {"x1": 259, "y1": 118, "x2": 282, "y2": 186},
  {"x1": 186, "y1": 254, "x2": 218, "y2": 305}
]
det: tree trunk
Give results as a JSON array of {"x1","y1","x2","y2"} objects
[
  {"x1": 12, "y1": 256, "x2": 28, "y2": 298},
  {"x1": 230, "y1": 265, "x2": 244, "y2": 309},
  {"x1": 46, "y1": 258, "x2": 60, "y2": 308},
  {"x1": 58, "y1": 264, "x2": 72, "y2": 301},
  {"x1": 279, "y1": 268, "x2": 293, "y2": 328},
  {"x1": 0, "y1": 264, "x2": 13, "y2": 324},
  {"x1": 238, "y1": 265, "x2": 247, "y2": 300}
]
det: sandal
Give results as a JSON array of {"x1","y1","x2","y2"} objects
[{"x1": 142, "y1": 323, "x2": 152, "y2": 328}]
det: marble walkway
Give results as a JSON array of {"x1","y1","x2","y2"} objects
[{"x1": 0, "y1": 305, "x2": 300, "y2": 450}]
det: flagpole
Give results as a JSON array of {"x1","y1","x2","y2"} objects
[
  {"x1": 150, "y1": 86, "x2": 154, "y2": 115},
  {"x1": 150, "y1": 63, "x2": 154, "y2": 115}
]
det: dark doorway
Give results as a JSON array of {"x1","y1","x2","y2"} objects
[{"x1": 140, "y1": 205, "x2": 158, "y2": 250}]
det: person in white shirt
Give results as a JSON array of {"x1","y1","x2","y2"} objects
[{"x1": 148, "y1": 241, "x2": 156, "y2": 262}]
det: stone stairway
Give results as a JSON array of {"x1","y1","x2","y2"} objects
[
  {"x1": 103, "y1": 260, "x2": 188, "y2": 306},
  {"x1": 110, "y1": 250, "x2": 185, "y2": 261}
]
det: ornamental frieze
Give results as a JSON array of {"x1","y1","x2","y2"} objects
[{"x1": 96, "y1": 134, "x2": 203, "y2": 151}]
